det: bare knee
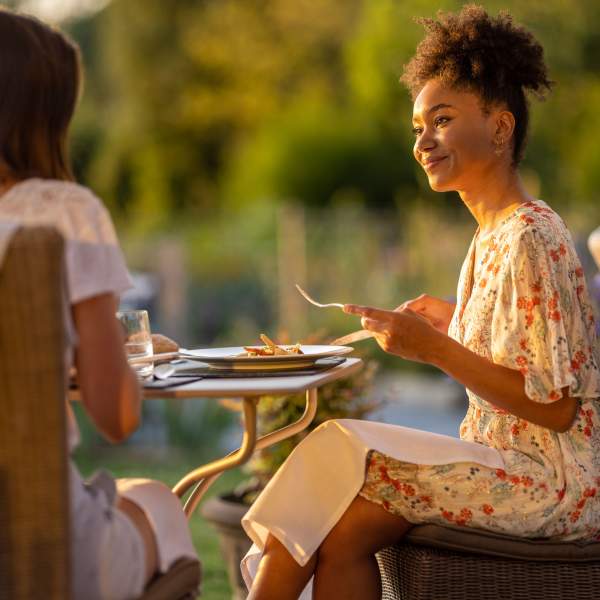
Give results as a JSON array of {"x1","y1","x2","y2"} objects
[{"x1": 319, "y1": 496, "x2": 411, "y2": 565}]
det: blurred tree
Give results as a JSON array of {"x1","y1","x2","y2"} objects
[
  {"x1": 56, "y1": 0, "x2": 600, "y2": 220},
  {"x1": 83, "y1": 0, "x2": 363, "y2": 220}
]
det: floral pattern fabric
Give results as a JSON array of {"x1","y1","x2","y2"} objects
[{"x1": 360, "y1": 200, "x2": 600, "y2": 540}]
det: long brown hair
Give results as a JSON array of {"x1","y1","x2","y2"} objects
[{"x1": 0, "y1": 8, "x2": 82, "y2": 182}]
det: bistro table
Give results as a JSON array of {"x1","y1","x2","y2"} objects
[{"x1": 74, "y1": 357, "x2": 363, "y2": 520}]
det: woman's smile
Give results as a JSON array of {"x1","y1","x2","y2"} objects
[{"x1": 422, "y1": 155, "x2": 448, "y2": 172}]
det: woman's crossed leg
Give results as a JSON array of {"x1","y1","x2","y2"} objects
[{"x1": 248, "y1": 495, "x2": 412, "y2": 600}]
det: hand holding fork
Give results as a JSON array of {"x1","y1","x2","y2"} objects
[{"x1": 294, "y1": 284, "x2": 374, "y2": 345}]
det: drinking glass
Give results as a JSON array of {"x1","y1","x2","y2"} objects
[{"x1": 116, "y1": 309, "x2": 153, "y2": 378}]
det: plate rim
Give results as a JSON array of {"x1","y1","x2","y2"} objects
[{"x1": 182, "y1": 344, "x2": 353, "y2": 363}]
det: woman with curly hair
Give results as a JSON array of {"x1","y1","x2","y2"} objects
[{"x1": 241, "y1": 5, "x2": 600, "y2": 599}]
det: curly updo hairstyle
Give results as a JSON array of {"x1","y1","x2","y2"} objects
[{"x1": 401, "y1": 4, "x2": 553, "y2": 165}]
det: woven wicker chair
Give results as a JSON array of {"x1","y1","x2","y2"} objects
[
  {"x1": 0, "y1": 226, "x2": 200, "y2": 600},
  {"x1": 377, "y1": 523, "x2": 600, "y2": 600}
]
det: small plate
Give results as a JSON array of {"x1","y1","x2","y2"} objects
[{"x1": 181, "y1": 344, "x2": 353, "y2": 371}]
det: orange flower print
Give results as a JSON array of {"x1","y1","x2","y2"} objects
[
  {"x1": 441, "y1": 509, "x2": 454, "y2": 523},
  {"x1": 402, "y1": 484, "x2": 415, "y2": 497},
  {"x1": 455, "y1": 508, "x2": 473, "y2": 526},
  {"x1": 359, "y1": 203, "x2": 600, "y2": 545}
]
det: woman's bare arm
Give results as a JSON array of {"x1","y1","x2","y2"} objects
[
  {"x1": 430, "y1": 334, "x2": 578, "y2": 432},
  {"x1": 72, "y1": 293, "x2": 141, "y2": 442},
  {"x1": 345, "y1": 304, "x2": 579, "y2": 433}
]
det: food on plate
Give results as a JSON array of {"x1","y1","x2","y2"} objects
[{"x1": 240, "y1": 333, "x2": 304, "y2": 357}]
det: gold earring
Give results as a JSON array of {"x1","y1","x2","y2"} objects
[{"x1": 494, "y1": 138, "x2": 505, "y2": 156}]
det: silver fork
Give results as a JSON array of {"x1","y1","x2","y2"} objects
[{"x1": 295, "y1": 284, "x2": 344, "y2": 309}]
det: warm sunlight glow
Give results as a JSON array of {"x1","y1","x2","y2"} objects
[{"x1": 19, "y1": 0, "x2": 111, "y2": 23}]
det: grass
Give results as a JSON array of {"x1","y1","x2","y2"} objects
[{"x1": 74, "y1": 447, "x2": 246, "y2": 600}]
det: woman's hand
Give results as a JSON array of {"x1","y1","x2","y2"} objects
[
  {"x1": 395, "y1": 294, "x2": 456, "y2": 335},
  {"x1": 344, "y1": 303, "x2": 444, "y2": 364}
]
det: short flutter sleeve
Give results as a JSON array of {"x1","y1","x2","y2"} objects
[
  {"x1": 61, "y1": 187, "x2": 133, "y2": 304},
  {"x1": 490, "y1": 226, "x2": 600, "y2": 403}
]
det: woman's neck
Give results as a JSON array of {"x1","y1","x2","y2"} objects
[{"x1": 459, "y1": 169, "x2": 535, "y2": 236}]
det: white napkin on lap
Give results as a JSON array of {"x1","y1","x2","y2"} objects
[{"x1": 241, "y1": 419, "x2": 504, "y2": 596}]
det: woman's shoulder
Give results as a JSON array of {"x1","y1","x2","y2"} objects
[
  {"x1": 12, "y1": 177, "x2": 104, "y2": 211},
  {"x1": 505, "y1": 200, "x2": 572, "y2": 252},
  {"x1": 3, "y1": 178, "x2": 116, "y2": 243}
]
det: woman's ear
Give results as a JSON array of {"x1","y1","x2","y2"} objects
[{"x1": 495, "y1": 110, "x2": 516, "y2": 146}]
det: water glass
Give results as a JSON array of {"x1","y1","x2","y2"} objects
[{"x1": 117, "y1": 309, "x2": 153, "y2": 378}]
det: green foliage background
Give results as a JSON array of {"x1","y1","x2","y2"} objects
[
  {"x1": 19, "y1": 3, "x2": 600, "y2": 596},
  {"x1": 64, "y1": 0, "x2": 600, "y2": 217},
  {"x1": 47, "y1": 0, "x2": 600, "y2": 354}
]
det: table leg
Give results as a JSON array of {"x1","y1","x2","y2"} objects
[
  {"x1": 176, "y1": 387, "x2": 318, "y2": 519},
  {"x1": 172, "y1": 396, "x2": 258, "y2": 498}
]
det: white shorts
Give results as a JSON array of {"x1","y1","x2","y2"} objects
[
  {"x1": 70, "y1": 463, "x2": 146, "y2": 600},
  {"x1": 70, "y1": 463, "x2": 198, "y2": 600}
]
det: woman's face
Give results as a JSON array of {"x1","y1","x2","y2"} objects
[{"x1": 412, "y1": 79, "x2": 503, "y2": 192}]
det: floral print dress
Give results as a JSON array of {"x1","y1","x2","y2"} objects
[{"x1": 359, "y1": 200, "x2": 600, "y2": 540}]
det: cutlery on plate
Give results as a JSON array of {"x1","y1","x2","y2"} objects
[
  {"x1": 153, "y1": 363, "x2": 176, "y2": 380},
  {"x1": 128, "y1": 351, "x2": 180, "y2": 365},
  {"x1": 330, "y1": 329, "x2": 374, "y2": 346},
  {"x1": 295, "y1": 284, "x2": 345, "y2": 309}
]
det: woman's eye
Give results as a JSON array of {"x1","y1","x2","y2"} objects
[
  {"x1": 434, "y1": 116, "x2": 450, "y2": 127},
  {"x1": 412, "y1": 126, "x2": 423, "y2": 136}
]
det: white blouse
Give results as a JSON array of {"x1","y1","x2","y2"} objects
[{"x1": 0, "y1": 177, "x2": 133, "y2": 450}]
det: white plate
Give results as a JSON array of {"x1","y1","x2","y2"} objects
[{"x1": 181, "y1": 344, "x2": 353, "y2": 371}]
